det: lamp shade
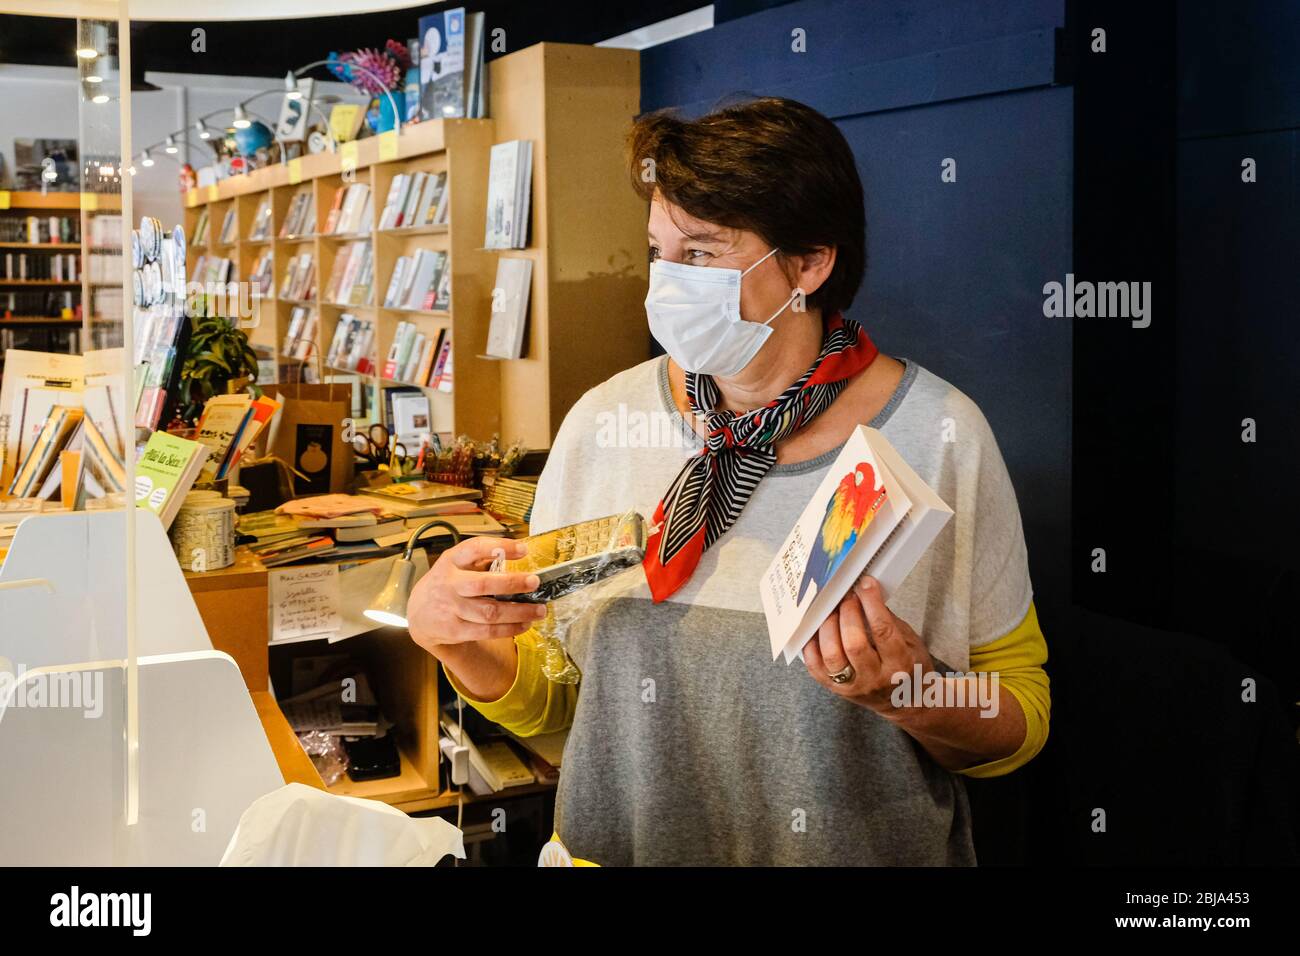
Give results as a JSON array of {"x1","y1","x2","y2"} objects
[{"x1": 363, "y1": 556, "x2": 417, "y2": 629}]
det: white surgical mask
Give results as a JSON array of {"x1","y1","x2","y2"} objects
[{"x1": 645, "y1": 247, "x2": 801, "y2": 377}]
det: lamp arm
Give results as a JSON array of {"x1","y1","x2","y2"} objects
[{"x1": 404, "y1": 520, "x2": 462, "y2": 559}]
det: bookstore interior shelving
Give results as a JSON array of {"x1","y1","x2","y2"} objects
[
  {"x1": 184, "y1": 118, "x2": 499, "y2": 442},
  {"x1": 175, "y1": 43, "x2": 647, "y2": 809}
]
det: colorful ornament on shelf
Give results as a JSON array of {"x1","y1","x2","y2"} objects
[
  {"x1": 178, "y1": 163, "x2": 197, "y2": 193},
  {"x1": 327, "y1": 42, "x2": 410, "y2": 134},
  {"x1": 234, "y1": 120, "x2": 274, "y2": 158}
]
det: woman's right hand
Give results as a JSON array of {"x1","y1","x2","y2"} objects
[{"x1": 406, "y1": 536, "x2": 549, "y2": 657}]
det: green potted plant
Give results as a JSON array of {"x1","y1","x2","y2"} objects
[{"x1": 179, "y1": 312, "x2": 261, "y2": 423}]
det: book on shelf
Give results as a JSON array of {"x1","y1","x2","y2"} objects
[
  {"x1": 135, "y1": 430, "x2": 210, "y2": 530},
  {"x1": 249, "y1": 249, "x2": 274, "y2": 297},
  {"x1": 193, "y1": 393, "x2": 252, "y2": 481},
  {"x1": 283, "y1": 306, "x2": 319, "y2": 361},
  {"x1": 389, "y1": 389, "x2": 431, "y2": 449},
  {"x1": 279, "y1": 190, "x2": 316, "y2": 238},
  {"x1": 247, "y1": 197, "x2": 273, "y2": 241},
  {"x1": 280, "y1": 251, "x2": 316, "y2": 301},
  {"x1": 419, "y1": 8, "x2": 467, "y2": 121},
  {"x1": 430, "y1": 335, "x2": 452, "y2": 391},
  {"x1": 426, "y1": 170, "x2": 451, "y2": 225},
  {"x1": 192, "y1": 208, "x2": 210, "y2": 246},
  {"x1": 324, "y1": 240, "x2": 373, "y2": 305},
  {"x1": 325, "y1": 312, "x2": 376, "y2": 373},
  {"x1": 389, "y1": 248, "x2": 446, "y2": 311},
  {"x1": 760, "y1": 425, "x2": 954, "y2": 664},
  {"x1": 484, "y1": 139, "x2": 533, "y2": 250},
  {"x1": 426, "y1": 261, "x2": 452, "y2": 312},
  {"x1": 217, "y1": 207, "x2": 238, "y2": 245},
  {"x1": 325, "y1": 183, "x2": 372, "y2": 236},
  {"x1": 484, "y1": 257, "x2": 532, "y2": 359}
]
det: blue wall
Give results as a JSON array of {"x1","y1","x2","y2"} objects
[{"x1": 640, "y1": 0, "x2": 1073, "y2": 622}]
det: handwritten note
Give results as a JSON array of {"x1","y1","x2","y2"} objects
[{"x1": 270, "y1": 565, "x2": 341, "y2": 642}]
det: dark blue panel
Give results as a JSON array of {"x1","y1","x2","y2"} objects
[
  {"x1": 641, "y1": 0, "x2": 1065, "y2": 114},
  {"x1": 1175, "y1": 129, "x2": 1300, "y2": 568},
  {"x1": 1178, "y1": 0, "x2": 1300, "y2": 136},
  {"x1": 838, "y1": 87, "x2": 1073, "y2": 612}
]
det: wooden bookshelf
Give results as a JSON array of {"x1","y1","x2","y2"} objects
[{"x1": 182, "y1": 119, "x2": 500, "y2": 440}]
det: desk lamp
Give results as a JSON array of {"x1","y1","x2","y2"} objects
[{"x1": 362, "y1": 520, "x2": 461, "y2": 628}]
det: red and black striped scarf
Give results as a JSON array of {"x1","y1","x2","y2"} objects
[{"x1": 643, "y1": 312, "x2": 879, "y2": 602}]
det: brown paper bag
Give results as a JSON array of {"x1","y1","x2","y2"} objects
[{"x1": 262, "y1": 383, "x2": 353, "y2": 496}]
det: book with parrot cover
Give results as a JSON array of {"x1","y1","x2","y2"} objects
[{"x1": 760, "y1": 425, "x2": 953, "y2": 663}]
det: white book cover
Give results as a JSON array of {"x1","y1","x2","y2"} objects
[
  {"x1": 484, "y1": 257, "x2": 532, "y2": 358},
  {"x1": 484, "y1": 140, "x2": 521, "y2": 249},
  {"x1": 759, "y1": 425, "x2": 953, "y2": 663}
]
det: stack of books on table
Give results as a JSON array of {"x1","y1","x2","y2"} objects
[
  {"x1": 384, "y1": 249, "x2": 449, "y2": 312},
  {"x1": 377, "y1": 171, "x2": 449, "y2": 230},
  {"x1": 280, "y1": 251, "x2": 316, "y2": 301},
  {"x1": 324, "y1": 313, "x2": 376, "y2": 373},
  {"x1": 324, "y1": 241, "x2": 374, "y2": 306},
  {"x1": 279, "y1": 191, "x2": 316, "y2": 238}
]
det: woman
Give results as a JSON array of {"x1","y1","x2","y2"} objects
[{"x1": 406, "y1": 98, "x2": 1049, "y2": 866}]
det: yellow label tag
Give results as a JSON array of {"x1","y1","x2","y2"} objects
[
  {"x1": 0, "y1": 191, "x2": 9, "y2": 210},
  {"x1": 288, "y1": 157, "x2": 303, "y2": 185},
  {"x1": 378, "y1": 129, "x2": 399, "y2": 161},
  {"x1": 207, "y1": 184, "x2": 219, "y2": 202},
  {"x1": 83, "y1": 192, "x2": 99, "y2": 211},
  {"x1": 341, "y1": 141, "x2": 359, "y2": 174}
]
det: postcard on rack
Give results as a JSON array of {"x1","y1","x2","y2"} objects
[{"x1": 759, "y1": 425, "x2": 953, "y2": 664}]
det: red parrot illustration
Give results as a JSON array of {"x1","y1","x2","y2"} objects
[{"x1": 796, "y1": 461, "x2": 887, "y2": 605}]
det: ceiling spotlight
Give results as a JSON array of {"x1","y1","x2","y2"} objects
[
  {"x1": 164, "y1": 134, "x2": 179, "y2": 154},
  {"x1": 195, "y1": 119, "x2": 211, "y2": 140},
  {"x1": 92, "y1": 93, "x2": 109, "y2": 104},
  {"x1": 232, "y1": 104, "x2": 251, "y2": 129},
  {"x1": 284, "y1": 71, "x2": 301, "y2": 100},
  {"x1": 85, "y1": 74, "x2": 103, "y2": 84},
  {"x1": 140, "y1": 149, "x2": 154, "y2": 168},
  {"x1": 76, "y1": 47, "x2": 99, "y2": 60}
]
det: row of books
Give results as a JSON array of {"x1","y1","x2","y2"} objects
[
  {"x1": 324, "y1": 313, "x2": 376, "y2": 373},
  {"x1": 192, "y1": 208, "x2": 210, "y2": 247},
  {"x1": 217, "y1": 207, "x2": 238, "y2": 245},
  {"x1": 324, "y1": 183, "x2": 373, "y2": 236},
  {"x1": 190, "y1": 254, "x2": 234, "y2": 286},
  {"x1": 87, "y1": 214, "x2": 122, "y2": 250},
  {"x1": 324, "y1": 240, "x2": 374, "y2": 306},
  {"x1": 1, "y1": 290, "x2": 77, "y2": 317},
  {"x1": 382, "y1": 323, "x2": 452, "y2": 390},
  {"x1": 280, "y1": 251, "x2": 316, "y2": 301},
  {"x1": 0, "y1": 215, "x2": 79, "y2": 244},
  {"x1": 87, "y1": 251, "x2": 122, "y2": 283},
  {"x1": 247, "y1": 197, "x2": 274, "y2": 241},
  {"x1": 383, "y1": 248, "x2": 450, "y2": 312},
  {"x1": 283, "y1": 306, "x2": 318, "y2": 361},
  {"x1": 1, "y1": 251, "x2": 79, "y2": 281},
  {"x1": 248, "y1": 249, "x2": 275, "y2": 297},
  {"x1": 192, "y1": 392, "x2": 281, "y2": 482},
  {"x1": 377, "y1": 170, "x2": 449, "y2": 231},
  {"x1": 280, "y1": 191, "x2": 316, "y2": 238}
]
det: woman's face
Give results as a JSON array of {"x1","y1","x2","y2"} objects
[{"x1": 647, "y1": 195, "x2": 800, "y2": 327}]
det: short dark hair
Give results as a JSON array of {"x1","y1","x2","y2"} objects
[{"x1": 628, "y1": 97, "x2": 866, "y2": 316}]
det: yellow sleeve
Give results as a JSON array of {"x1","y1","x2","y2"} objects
[
  {"x1": 442, "y1": 628, "x2": 579, "y2": 738},
  {"x1": 957, "y1": 602, "x2": 1050, "y2": 779}
]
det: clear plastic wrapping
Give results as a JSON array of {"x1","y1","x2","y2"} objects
[{"x1": 492, "y1": 510, "x2": 649, "y2": 683}]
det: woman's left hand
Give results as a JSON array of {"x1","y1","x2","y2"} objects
[{"x1": 803, "y1": 575, "x2": 934, "y2": 719}]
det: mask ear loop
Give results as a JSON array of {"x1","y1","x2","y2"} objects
[{"x1": 762, "y1": 286, "x2": 803, "y2": 326}]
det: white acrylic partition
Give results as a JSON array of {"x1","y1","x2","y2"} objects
[
  {"x1": 0, "y1": 651, "x2": 284, "y2": 865},
  {"x1": 0, "y1": 510, "x2": 209, "y2": 671}
]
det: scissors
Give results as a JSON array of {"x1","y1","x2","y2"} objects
[{"x1": 352, "y1": 424, "x2": 408, "y2": 471}]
